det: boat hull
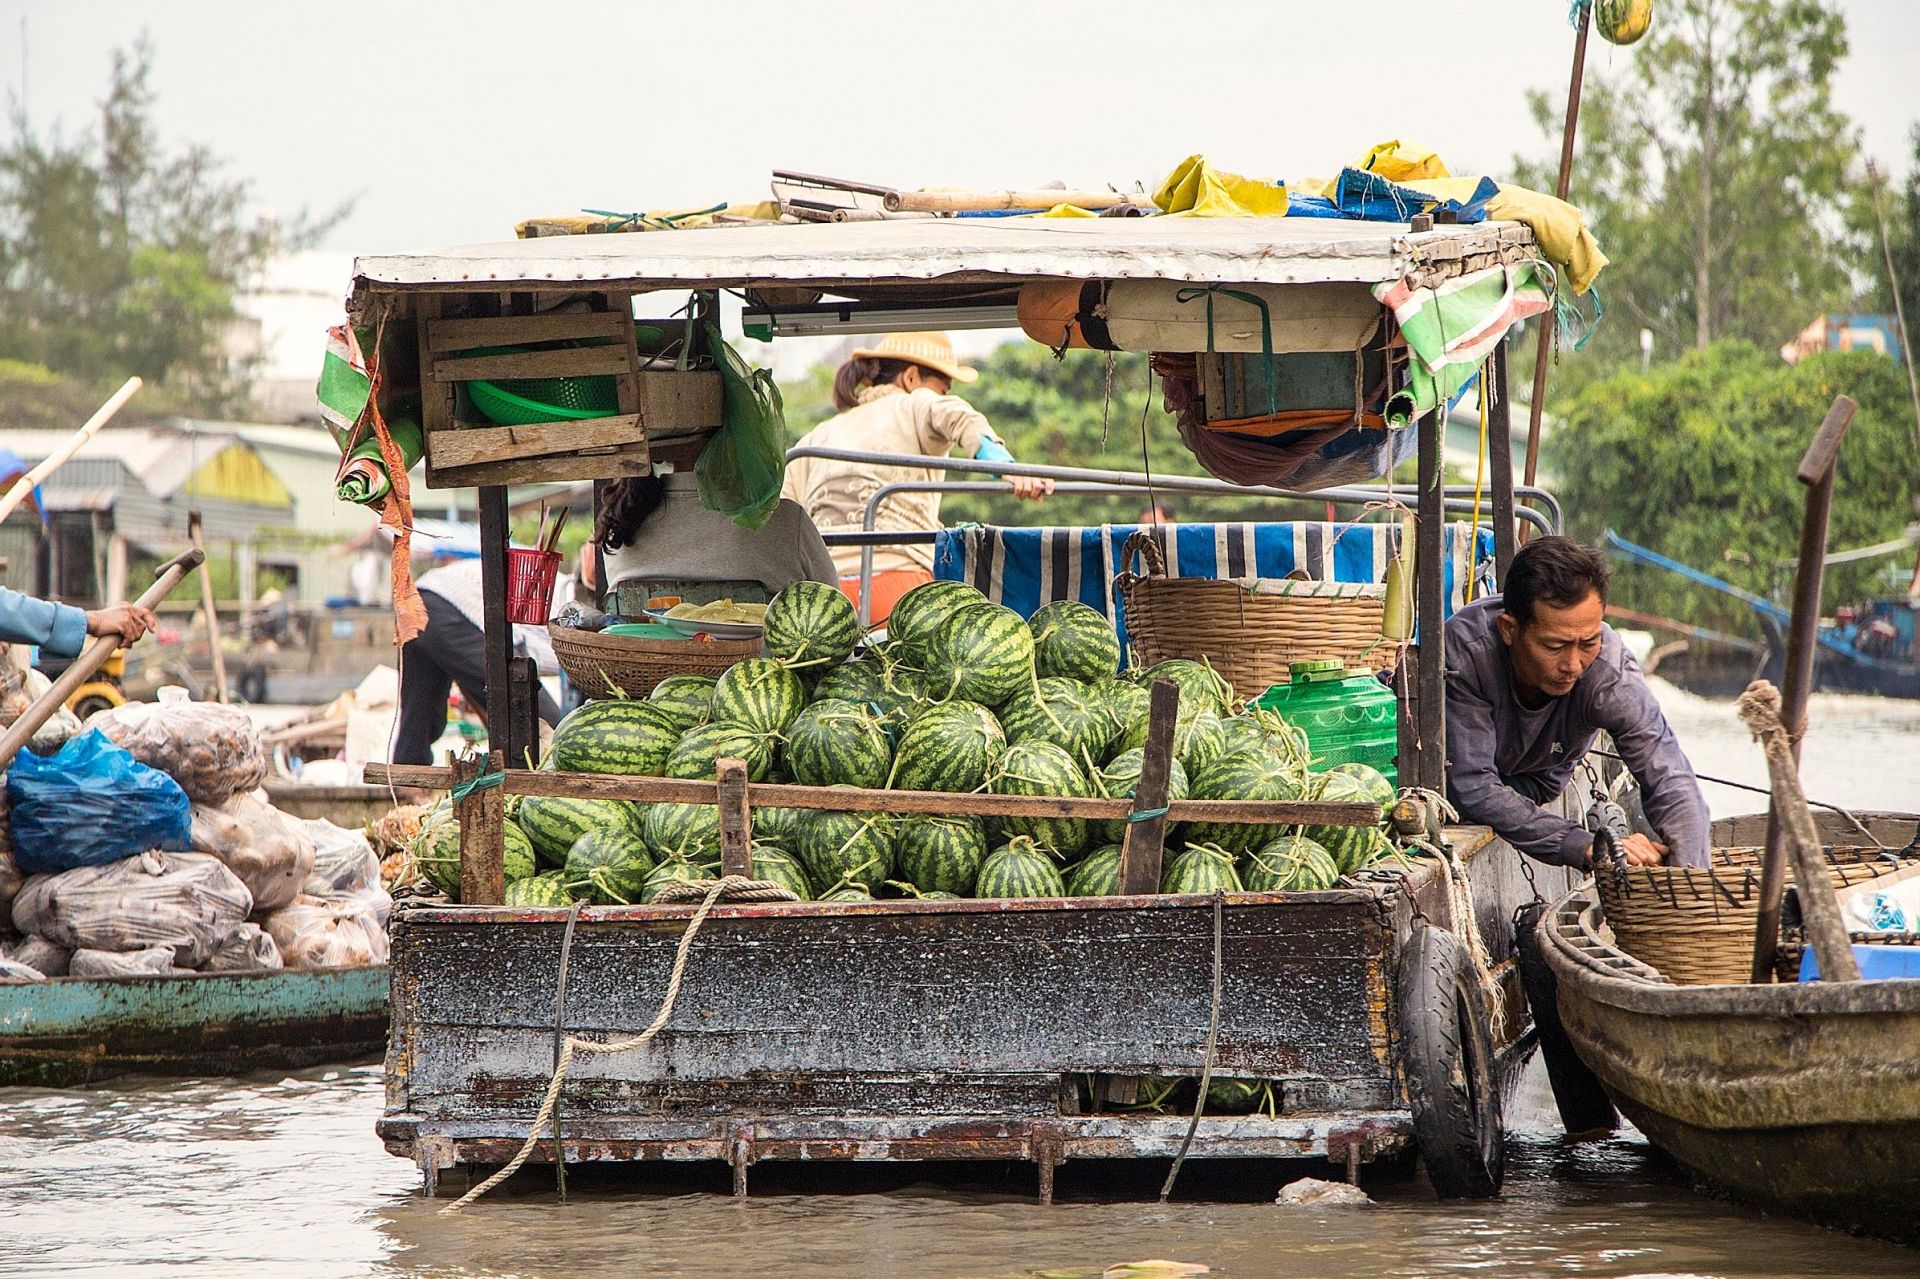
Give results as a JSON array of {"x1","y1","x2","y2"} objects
[{"x1": 0, "y1": 966, "x2": 390, "y2": 1088}]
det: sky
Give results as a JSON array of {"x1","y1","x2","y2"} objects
[{"x1": 2, "y1": 0, "x2": 1916, "y2": 379}]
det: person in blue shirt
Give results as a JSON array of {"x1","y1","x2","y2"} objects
[{"x1": 0, "y1": 587, "x2": 155, "y2": 657}]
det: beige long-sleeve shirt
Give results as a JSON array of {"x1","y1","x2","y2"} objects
[{"x1": 781, "y1": 384, "x2": 997, "y2": 576}]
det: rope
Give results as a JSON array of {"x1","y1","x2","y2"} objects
[
  {"x1": 449, "y1": 769, "x2": 505, "y2": 802},
  {"x1": 1126, "y1": 806, "x2": 1171, "y2": 824},
  {"x1": 1160, "y1": 892, "x2": 1225, "y2": 1202},
  {"x1": 438, "y1": 875, "x2": 795, "y2": 1213}
]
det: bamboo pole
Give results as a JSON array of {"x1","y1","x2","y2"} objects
[
  {"x1": 0, "y1": 376, "x2": 142, "y2": 525},
  {"x1": 188, "y1": 511, "x2": 229, "y2": 703}
]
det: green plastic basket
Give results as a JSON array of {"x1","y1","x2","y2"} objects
[{"x1": 459, "y1": 343, "x2": 619, "y2": 425}]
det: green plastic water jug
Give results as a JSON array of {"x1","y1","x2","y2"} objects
[{"x1": 1252, "y1": 660, "x2": 1398, "y2": 784}]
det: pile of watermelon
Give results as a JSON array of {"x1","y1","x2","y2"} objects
[{"x1": 417, "y1": 580, "x2": 1399, "y2": 906}]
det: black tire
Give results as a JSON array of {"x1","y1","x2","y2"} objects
[
  {"x1": 236, "y1": 665, "x2": 269, "y2": 704},
  {"x1": 1514, "y1": 899, "x2": 1619, "y2": 1136},
  {"x1": 1396, "y1": 923, "x2": 1505, "y2": 1198},
  {"x1": 70, "y1": 693, "x2": 118, "y2": 721}
]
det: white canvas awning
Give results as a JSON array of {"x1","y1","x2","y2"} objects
[{"x1": 351, "y1": 216, "x2": 1536, "y2": 299}]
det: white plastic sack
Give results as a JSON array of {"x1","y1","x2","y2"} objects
[
  {"x1": 261, "y1": 894, "x2": 389, "y2": 969},
  {"x1": 1, "y1": 664, "x2": 83, "y2": 756},
  {"x1": 85, "y1": 699, "x2": 268, "y2": 803},
  {"x1": 70, "y1": 945, "x2": 189, "y2": 977},
  {"x1": 300, "y1": 819, "x2": 392, "y2": 927},
  {"x1": 11, "y1": 850, "x2": 253, "y2": 967},
  {"x1": 189, "y1": 794, "x2": 316, "y2": 913},
  {"x1": 3, "y1": 935, "x2": 70, "y2": 976},
  {"x1": 0, "y1": 812, "x2": 21, "y2": 917},
  {"x1": 206, "y1": 922, "x2": 283, "y2": 972}
]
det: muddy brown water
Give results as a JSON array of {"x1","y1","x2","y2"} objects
[{"x1": 3, "y1": 684, "x2": 1917, "y2": 1278}]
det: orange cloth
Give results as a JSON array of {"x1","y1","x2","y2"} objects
[{"x1": 841, "y1": 570, "x2": 934, "y2": 625}]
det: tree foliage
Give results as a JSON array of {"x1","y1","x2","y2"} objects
[
  {"x1": 1517, "y1": 0, "x2": 1862, "y2": 374},
  {"x1": 1550, "y1": 342, "x2": 1918, "y2": 632},
  {"x1": 1857, "y1": 125, "x2": 1920, "y2": 338},
  {"x1": 0, "y1": 38, "x2": 342, "y2": 413}
]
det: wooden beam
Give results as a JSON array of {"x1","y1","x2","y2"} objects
[
  {"x1": 454, "y1": 750, "x2": 507, "y2": 906},
  {"x1": 477, "y1": 486, "x2": 526, "y2": 767},
  {"x1": 716, "y1": 759, "x2": 754, "y2": 879},
  {"x1": 427, "y1": 311, "x2": 630, "y2": 352},
  {"x1": 1488, "y1": 344, "x2": 1517, "y2": 580},
  {"x1": 1117, "y1": 680, "x2": 1179, "y2": 894},
  {"x1": 425, "y1": 447, "x2": 655, "y2": 491},
  {"x1": 425, "y1": 415, "x2": 648, "y2": 470},
  {"x1": 1414, "y1": 409, "x2": 1448, "y2": 793},
  {"x1": 430, "y1": 345, "x2": 631, "y2": 382}
]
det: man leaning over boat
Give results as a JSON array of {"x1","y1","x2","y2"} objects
[{"x1": 1444, "y1": 536, "x2": 1710, "y2": 869}]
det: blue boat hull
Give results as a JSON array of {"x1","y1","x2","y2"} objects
[{"x1": 0, "y1": 966, "x2": 389, "y2": 1087}]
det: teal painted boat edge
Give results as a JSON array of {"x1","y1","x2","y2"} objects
[{"x1": 0, "y1": 966, "x2": 390, "y2": 1039}]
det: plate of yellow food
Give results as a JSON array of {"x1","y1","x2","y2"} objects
[{"x1": 643, "y1": 599, "x2": 767, "y2": 641}]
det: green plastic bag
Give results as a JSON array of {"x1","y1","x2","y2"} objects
[{"x1": 695, "y1": 322, "x2": 787, "y2": 531}]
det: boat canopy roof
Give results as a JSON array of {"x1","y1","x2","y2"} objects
[{"x1": 350, "y1": 216, "x2": 1537, "y2": 303}]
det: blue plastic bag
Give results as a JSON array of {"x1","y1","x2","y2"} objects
[{"x1": 5, "y1": 729, "x2": 192, "y2": 875}]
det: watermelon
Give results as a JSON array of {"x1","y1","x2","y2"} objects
[
  {"x1": 642, "y1": 801, "x2": 723, "y2": 864},
  {"x1": 648, "y1": 674, "x2": 716, "y2": 734},
  {"x1": 889, "y1": 700, "x2": 1005, "y2": 793},
  {"x1": 1064, "y1": 843, "x2": 1125, "y2": 897},
  {"x1": 817, "y1": 883, "x2": 875, "y2": 903},
  {"x1": 990, "y1": 739, "x2": 1094, "y2": 858},
  {"x1": 504, "y1": 871, "x2": 574, "y2": 907},
  {"x1": 886, "y1": 580, "x2": 987, "y2": 661},
  {"x1": 921, "y1": 602, "x2": 1036, "y2": 707},
  {"x1": 550, "y1": 699, "x2": 681, "y2": 775},
  {"x1": 638, "y1": 857, "x2": 715, "y2": 903},
  {"x1": 710, "y1": 658, "x2": 808, "y2": 737},
  {"x1": 784, "y1": 699, "x2": 893, "y2": 789},
  {"x1": 1302, "y1": 770, "x2": 1390, "y2": 873},
  {"x1": 1331, "y1": 761, "x2": 1397, "y2": 809},
  {"x1": 795, "y1": 804, "x2": 895, "y2": 894},
  {"x1": 563, "y1": 827, "x2": 655, "y2": 904},
  {"x1": 1216, "y1": 709, "x2": 1311, "y2": 770},
  {"x1": 1142, "y1": 658, "x2": 1233, "y2": 717},
  {"x1": 1180, "y1": 711, "x2": 1227, "y2": 778},
  {"x1": 763, "y1": 581, "x2": 861, "y2": 671},
  {"x1": 1092, "y1": 679, "x2": 1152, "y2": 759},
  {"x1": 517, "y1": 795, "x2": 645, "y2": 867},
  {"x1": 1161, "y1": 841, "x2": 1244, "y2": 894},
  {"x1": 999, "y1": 678, "x2": 1114, "y2": 767},
  {"x1": 1205, "y1": 1077, "x2": 1269, "y2": 1115},
  {"x1": 1090, "y1": 749, "x2": 1190, "y2": 845},
  {"x1": 749, "y1": 845, "x2": 814, "y2": 900},
  {"x1": 1244, "y1": 833, "x2": 1340, "y2": 891},
  {"x1": 811, "y1": 659, "x2": 887, "y2": 707},
  {"x1": 1028, "y1": 600, "x2": 1121, "y2": 682},
  {"x1": 417, "y1": 820, "x2": 537, "y2": 899},
  {"x1": 1183, "y1": 749, "x2": 1308, "y2": 853},
  {"x1": 975, "y1": 836, "x2": 1067, "y2": 899},
  {"x1": 894, "y1": 814, "x2": 987, "y2": 896},
  {"x1": 666, "y1": 722, "x2": 774, "y2": 782},
  {"x1": 750, "y1": 805, "x2": 804, "y2": 850}
]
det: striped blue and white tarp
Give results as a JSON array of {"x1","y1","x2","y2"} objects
[{"x1": 931, "y1": 521, "x2": 1494, "y2": 657}]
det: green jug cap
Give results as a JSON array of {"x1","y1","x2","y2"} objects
[{"x1": 1289, "y1": 659, "x2": 1347, "y2": 683}]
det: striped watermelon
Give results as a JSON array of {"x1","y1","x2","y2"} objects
[
  {"x1": 763, "y1": 581, "x2": 861, "y2": 671},
  {"x1": 648, "y1": 674, "x2": 716, "y2": 734},
  {"x1": 975, "y1": 836, "x2": 1067, "y2": 899},
  {"x1": 749, "y1": 845, "x2": 814, "y2": 900},
  {"x1": 922, "y1": 602, "x2": 1035, "y2": 707},
  {"x1": 563, "y1": 827, "x2": 656, "y2": 904},
  {"x1": 550, "y1": 699, "x2": 680, "y2": 775},
  {"x1": 1302, "y1": 770, "x2": 1390, "y2": 873},
  {"x1": 642, "y1": 801, "x2": 722, "y2": 864},
  {"x1": 1330, "y1": 761, "x2": 1397, "y2": 809},
  {"x1": 1205, "y1": 1077, "x2": 1270, "y2": 1114},
  {"x1": 889, "y1": 700, "x2": 1005, "y2": 793},
  {"x1": 1244, "y1": 833, "x2": 1340, "y2": 891},
  {"x1": 666, "y1": 722, "x2": 774, "y2": 781},
  {"x1": 894, "y1": 814, "x2": 987, "y2": 896},
  {"x1": 818, "y1": 883, "x2": 875, "y2": 902},
  {"x1": 504, "y1": 870, "x2": 573, "y2": 907},
  {"x1": 1028, "y1": 600, "x2": 1121, "y2": 682},
  {"x1": 517, "y1": 795, "x2": 645, "y2": 867},
  {"x1": 886, "y1": 580, "x2": 987, "y2": 661},
  {"x1": 1143, "y1": 659, "x2": 1233, "y2": 717},
  {"x1": 783, "y1": 699, "x2": 893, "y2": 789},
  {"x1": 990, "y1": 739, "x2": 1092, "y2": 858},
  {"x1": 1180, "y1": 711, "x2": 1227, "y2": 778},
  {"x1": 1090, "y1": 748, "x2": 1191, "y2": 845},
  {"x1": 1093, "y1": 679, "x2": 1152, "y2": 759},
  {"x1": 417, "y1": 819, "x2": 537, "y2": 898},
  {"x1": 1161, "y1": 841, "x2": 1244, "y2": 894},
  {"x1": 1064, "y1": 843, "x2": 1125, "y2": 896},
  {"x1": 711, "y1": 659, "x2": 808, "y2": 736},
  {"x1": 639, "y1": 856, "x2": 716, "y2": 903},
  {"x1": 1184, "y1": 749, "x2": 1308, "y2": 853},
  {"x1": 1000, "y1": 677, "x2": 1114, "y2": 768},
  {"x1": 811, "y1": 659, "x2": 886, "y2": 707},
  {"x1": 795, "y1": 803, "x2": 895, "y2": 895},
  {"x1": 750, "y1": 805, "x2": 804, "y2": 850}
]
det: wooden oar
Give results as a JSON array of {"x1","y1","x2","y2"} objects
[{"x1": 0, "y1": 548, "x2": 204, "y2": 772}]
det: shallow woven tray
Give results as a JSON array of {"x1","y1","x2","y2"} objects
[{"x1": 549, "y1": 624, "x2": 759, "y2": 700}]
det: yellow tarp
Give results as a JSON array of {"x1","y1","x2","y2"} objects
[
  {"x1": 1383, "y1": 174, "x2": 1609, "y2": 295},
  {"x1": 1356, "y1": 139, "x2": 1451, "y2": 183},
  {"x1": 1150, "y1": 155, "x2": 1289, "y2": 218}
]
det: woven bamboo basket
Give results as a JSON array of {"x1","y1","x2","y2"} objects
[
  {"x1": 1114, "y1": 531, "x2": 1392, "y2": 701},
  {"x1": 548, "y1": 624, "x2": 759, "y2": 700},
  {"x1": 1595, "y1": 843, "x2": 1914, "y2": 986}
]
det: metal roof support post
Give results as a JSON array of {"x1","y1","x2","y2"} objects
[
  {"x1": 1415, "y1": 409, "x2": 1448, "y2": 794},
  {"x1": 1489, "y1": 343, "x2": 1517, "y2": 580},
  {"x1": 478, "y1": 486, "x2": 527, "y2": 765}
]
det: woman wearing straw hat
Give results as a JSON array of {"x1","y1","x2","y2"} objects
[{"x1": 782, "y1": 332, "x2": 1052, "y2": 624}]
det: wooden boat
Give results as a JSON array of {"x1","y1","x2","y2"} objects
[
  {"x1": 1535, "y1": 811, "x2": 1920, "y2": 1245},
  {"x1": 0, "y1": 965, "x2": 390, "y2": 1088}
]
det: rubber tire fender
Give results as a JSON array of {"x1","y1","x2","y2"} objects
[
  {"x1": 1395, "y1": 922, "x2": 1505, "y2": 1198},
  {"x1": 236, "y1": 663, "x2": 269, "y2": 704}
]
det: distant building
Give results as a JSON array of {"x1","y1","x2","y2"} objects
[{"x1": 1781, "y1": 314, "x2": 1905, "y2": 366}]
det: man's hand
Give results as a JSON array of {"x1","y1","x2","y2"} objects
[
  {"x1": 84, "y1": 603, "x2": 157, "y2": 645},
  {"x1": 1008, "y1": 475, "x2": 1054, "y2": 501},
  {"x1": 1620, "y1": 833, "x2": 1669, "y2": 866}
]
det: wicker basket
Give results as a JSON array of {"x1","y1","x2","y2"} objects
[
  {"x1": 1114, "y1": 531, "x2": 1392, "y2": 701},
  {"x1": 548, "y1": 624, "x2": 759, "y2": 700},
  {"x1": 1594, "y1": 844, "x2": 1914, "y2": 986}
]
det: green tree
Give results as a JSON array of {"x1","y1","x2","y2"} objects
[
  {"x1": 1518, "y1": 0, "x2": 1861, "y2": 374},
  {"x1": 1549, "y1": 342, "x2": 1918, "y2": 632},
  {"x1": 1857, "y1": 125, "x2": 1920, "y2": 347},
  {"x1": 0, "y1": 38, "x2": 343, "y2": 412}
]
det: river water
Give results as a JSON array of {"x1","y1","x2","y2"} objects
[{"x1": 3, "y1": 681, "x2": 1917, "y2": 1279}]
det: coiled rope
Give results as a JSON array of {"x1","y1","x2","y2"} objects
[{"x1": 439, "y1": 875, "x2": 798, "y2": 1213}]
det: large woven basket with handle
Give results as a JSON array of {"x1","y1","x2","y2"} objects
[
  {"x1": 1594, "y1": 842, "x2": 1916, "y2": 986},
  {"x1": 1114, "y1": 530, "x2": 1392, "y2": 702},
  {"x1": 548, "y1": 624, "x2": 759, "y2": 700}
]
